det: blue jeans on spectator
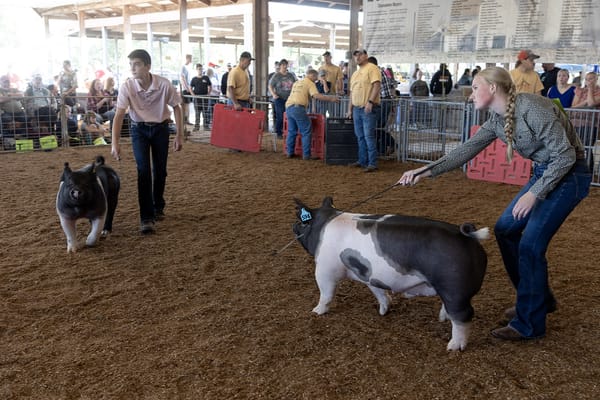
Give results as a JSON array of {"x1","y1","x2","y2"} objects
[
  {"x1": 227, "y1": 99, "x2": 251, "y2": 109},
  {"x1": 494, "y1": 159, "x2": 591, "y2": 338},
  {"x1": 377, "y1": 99, "x2": 394, "y2": 155},
  {"x1": 274, "y1": 97, "x2": 287, "y2": 137},
  {"x1": 130, "y1": 121, "x2": 171, "y2": 223},
  {"x1": 352, "y1": 106, "x2": 378, "y2": 167},
  {"x1": 286, "y1": 105, "x2": 311, "y2": 157}
]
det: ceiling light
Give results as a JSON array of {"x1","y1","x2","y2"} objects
[{"x1": 288, "y1": 33, "x2": 322, "y2": 38}]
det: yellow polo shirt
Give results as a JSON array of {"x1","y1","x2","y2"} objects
[
  {"x1": 285, "y1": 77, "x2": 319, "y2": 108},
  {"x1": 350, "y1": 62, "x2": 381, "y2": 107},
  {"x1": 227, "y1": 66, "x2": 250, "y2": 101},
  {"x1": 510, "y1": 68, "x2": 543, "y2": 94}
]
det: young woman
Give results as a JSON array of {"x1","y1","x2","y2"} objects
[
  {"x1": 547, "y1": 69, "x2": 575, "y2": 108},
  {"x1": 397, "y1": 66, "x2": 591, "y2": 341}
]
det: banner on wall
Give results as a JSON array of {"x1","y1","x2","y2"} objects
[{"x1": 363, "y1": 0, "x2": 600, "y2": 64}]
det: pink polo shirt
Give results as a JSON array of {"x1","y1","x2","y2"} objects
[{"x1": 116, "y1": 74, "x2": 181, "y2": 123}]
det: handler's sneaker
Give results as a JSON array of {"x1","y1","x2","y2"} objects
[
  {"x1": 364, "y1": 165, "x2": 378, "y2": 173},
  {"x1": 140, "y1": 220, "x2": 155, "y2": 234}
]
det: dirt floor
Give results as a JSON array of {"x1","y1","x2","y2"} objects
[{"x1": 1, "y1": 139, "x2": 599, "y2": 399}]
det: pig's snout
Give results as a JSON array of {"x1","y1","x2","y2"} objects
[{"x1": 70, "y1": 189, "x2": 82, "y2": 199}]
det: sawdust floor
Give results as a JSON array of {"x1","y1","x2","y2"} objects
[{"x1": 1, "y1": 141, "x2": 599, "y2": 399}]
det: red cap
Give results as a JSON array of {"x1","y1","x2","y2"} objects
[{"x1": 517, "y1": 50, "x2": 540, "y2": 61}]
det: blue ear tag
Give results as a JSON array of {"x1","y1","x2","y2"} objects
[{"x1": 300, "y1": 207, "x2": 312, "y2": 222}]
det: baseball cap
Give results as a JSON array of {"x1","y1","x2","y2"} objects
[
  {"x1": 240, "y1": 51, "x2": 255, "y2": 60},
  {"x1": 353, "y1": 48, "x2": 367, "y2": 56},
  {"x1": 322, "y1": 51, "x2": 332, "y2": 57},
  {"x1": 318, "y1": 69, "x2": 327, "y2": 77},
  {"x1": 517, "y1": 49, "x2": 540, "y2": 61}
]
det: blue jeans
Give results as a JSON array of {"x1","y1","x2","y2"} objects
[
  {"x1": 494, "y1": 159, "x2": 591, "y2": 337},
  {"x1": 226, "y1": 99, "x2": 251, "y2": 109},
  {"x1": 352, "y1": 106, "x2": 378, "y2": 167},
  {"x1": 274, "y1": 97, "x2": 287, "y2": 136},
  {"x1": 130, "y1": 121, "x2": 171, "y2": 223},
  {"x1": 286, "y1": 105, "x2": 311, "y2": 157}
]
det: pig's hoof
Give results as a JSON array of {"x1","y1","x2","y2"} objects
[
  {"x1": 100, "y1": 230, "x2": 110, "y2": 238},
  {"x1": 67, "y1": 242, "x2": 80, "y2": 253},
  {"x1": 312, "y1": 305, "x2": 328, "y2": 315},
  {"x1": 446, "y1": 338, "x2": 467, "y2": 351}
]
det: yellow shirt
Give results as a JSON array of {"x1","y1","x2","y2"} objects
[
  {"x1": 227, "y1": 66, "x2": 250, "y2": 101},
  {"x1": 350, "y1": 63, "x2": 381, "y2": 107},
  {"x1": 285, "y1": 77, "x2": 319, "y2": 108},
  {"x1": 510, "y1": 68, "x2": 543, "y2": 94},
  {"x1": 318, "y1": 64, "x2": 343, "y2": 94}
]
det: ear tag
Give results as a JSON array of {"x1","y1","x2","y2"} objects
[{"x1": 300, "y1": 208, "x2": 312, "y2": 222}]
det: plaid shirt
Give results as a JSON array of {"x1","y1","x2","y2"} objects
[{"x1": 379, "y1": 67, "x2": 396, "y2": 99}]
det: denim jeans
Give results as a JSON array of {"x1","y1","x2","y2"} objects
[
  {"x1": 494, "y1": 159, "x2": 591, "y2": 337},
  {"x1": 130, "y1": 122, "x2": 171, "y2": 223},
  {"x1": 286, "y1": 105, "x2": 311, "y2": 157},
  {"x1": 274, "y1": 97, "x2": 287, "y2": 136},
  {"x1": 226, "y1": 99, "x2": 251, "y2": 109},
  {"x1": 352, "y1": 106, "x2": 378, "y2": 167}
]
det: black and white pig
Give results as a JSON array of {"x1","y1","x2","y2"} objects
[
  {"x1": 56, "y1": 156, "x2": 120, "y2": 253},
  {"x1": 293, "y1": 197, "x2": 489, "y2": 351}
]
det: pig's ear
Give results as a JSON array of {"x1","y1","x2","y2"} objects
[
  {"x1": 294, "y1": 197, "x2": 306, "y2": 210},
  {"x1": 322, "y1": 197, "x2": 334, "y2": 208},
  {"x1": 61, "y1": 162, "x2": 72, "y2": 181}
]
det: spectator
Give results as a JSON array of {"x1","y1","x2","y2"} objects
[
  {"x1": 206, "y1": 68, "x2": 220, "y2": 127},
  {"x1": 341, "y1": 62, "x2": 349, "y2": 95},
  {"x1": 111, "y1": 49, "x2": 184, "y2": 234},
  {"x1": 397, "y1": 66, "x2": 591, "y2": 342},
  {"x1": 87, "y1": 78, "x2": 115, "y2": 126},
  {"x1": 346, "y1": 48, "x2": 381, "y2": 172},
  {"x1": 368, "y1": 56, "x2": 396, "y2": 156},
  {"x1": 220, "y1": 63, "x2": 232, "y2": 96},
  {"x1": 315, "y1": 69, "x2": 330, "y2": 94},
  {"x1": 24, "y1": 74, "x2": 57, "y2": 130},
  {"x1": 571, "y1": 72, "x2": 600, "y2": 151},
  {"x1": 540, "y1": 63, "x2": 561, "y2": 97},
  {"x1": 58, "y1": 60, "x2": 78, "y2": 108},
  {"x1": 319, "y1": 51, "x2": 343, "y2": 95},
  {"x1": 190, "y1": 63, "x2": 212, "y2": 131},
  {"x1": 510, "y1": 50, "x2": 543, "y2": 94},
  {"x1": 457, "y1": 68, "x2": 472, "y2": 86},
  {"x1": 547, "y1": 69, "x2": 575, "y2": 108},
  {"x1": 471, "y1": 65, "x2": 482, "y2": 79},
  {"x1": 227, "y1": 52, "x2": 254, "y2": 110},
  {"x1": 268, "y1": 59, "x2": 297, "y2": 138},
  {"x1": 81, "y1": 110, "x2": 108, "y2": 145},
  {"x1": 410, "y1": 69, "x2": 430, "y2": 97},
  {"x1": 180, "y1": 54, "x2": 193, "y2": 125},
  {"x1": 571, "y1": 72, "x2": 600, "y2": 109},
  {"x1": 0, "y1": 74, "x2": 27, "y2": 133},
  {"x1": 284, "y1": 69, "x2": 338, "y2": 159},
  {"x1": 430, "y1": 63, "x2": 453, "y2": 96},
  {"x1": 104, "y1": 77, "x2": 118, "y2": 102}
]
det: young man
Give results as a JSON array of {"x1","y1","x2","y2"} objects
[
  {"x1": 190, "y1": 63, "x2": 212, "y2": 130},
  {"x1": 227, "y1": 51, "x2": 254, "y2": 110},
  {"x1": 111, "y1": 49, "x2": 184, "y2": 234}
]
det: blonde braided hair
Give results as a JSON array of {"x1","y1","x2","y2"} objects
[{"x1": 478, "y1": 67, "x2": 517, "y2": 162}]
